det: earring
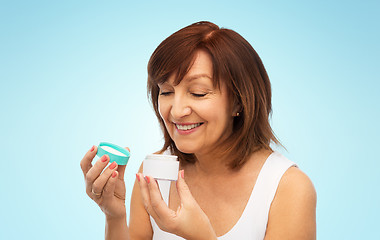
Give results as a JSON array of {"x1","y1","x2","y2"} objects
[{"x1": 235, "y1": 112, "x2": 240, "y2": 117}]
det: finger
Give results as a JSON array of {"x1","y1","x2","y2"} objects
[
  {"x1": 117, "y1": 165, "x2": 126, "y2": 179},
  {"x1": 102, "y1": 171, "x2": 119, "y2": 201},
  {"x1": 91, "y1": 161, "x2": 118, "y2": 196},
  {"x1": 147, "y1": 176, "x2": 176, "y2": 220},
  {"x1": 85, "y1": 155, "x2": 110, "y2": 197},
  {"x1": 176, "y1": 170, "x2": 195, "y2": 205},
  {"x1": 80, "y1": 145, "x2": 97, "y2": 176},
  {"x1": 137, "y1": 174, "x2": 159, "y2": 220}
]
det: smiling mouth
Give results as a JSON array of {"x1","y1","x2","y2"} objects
[{"x1": 175, "y1": 123, "x2": 204, "y2": 131}]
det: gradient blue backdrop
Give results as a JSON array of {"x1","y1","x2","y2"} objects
[{"x1": 1, "y1": 0, "x2": 379, "y2": 239}]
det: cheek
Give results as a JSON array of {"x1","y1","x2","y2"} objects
[
  {"x1": 158, "y1": 102, "x2": 170, "y2": 134},
  {"x1": 204, "y1": 99, "x2": 232, "y2": 129},
  {"x1": 158, "y1": 100, "x2": 169, "y2": 123},
  {"x1": 197, "y1": 101, "x2": 228, "y2": 120},
  {"x1": 158, "y1": 101, "x2": 163, "y2": 118}
]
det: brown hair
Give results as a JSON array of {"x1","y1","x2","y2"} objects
[{"x1": 147, "y1": 21, "x2": 280, "y2": 169}]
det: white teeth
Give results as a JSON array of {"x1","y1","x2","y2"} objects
[{"x1": 176, "y1": 123, "x2": 201, "y2": 130}]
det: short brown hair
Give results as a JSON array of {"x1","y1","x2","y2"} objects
[{"x1": 147, "y1": 21, "x2": 280, "y2": 169}]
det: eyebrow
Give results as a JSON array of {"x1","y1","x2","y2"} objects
[
  {"x1": 158, "y1": 74, "x2": 212, "y2": 88},
  {"x1": 183, "y1": 74, "x2": 212, "y2": 82}
]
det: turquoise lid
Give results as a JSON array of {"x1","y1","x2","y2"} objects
[{"x1": 96, "y1": 142, "x2": 130, "y2": 165}]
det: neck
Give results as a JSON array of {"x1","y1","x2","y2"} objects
[
  {"x1": 192, "y1": 151, "x2": 234, "y2": 177},
  {"x1": 188, "y1": 148, "x2": 271, "y2": 177}
]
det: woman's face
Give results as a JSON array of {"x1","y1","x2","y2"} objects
[{"x1": 158, "y1": 50, "x2": 235, "y2": 155}]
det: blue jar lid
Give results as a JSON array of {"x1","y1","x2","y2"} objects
[{"x1": 96, "y1": 142, "x2": 130, "y2": 165}]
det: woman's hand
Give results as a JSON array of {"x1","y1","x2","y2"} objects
[
  {"x1": 80, "y1": 145, "x2": 128, "y2": 220},
  {"x1": 137, "y1": 171, "x2": 217, "y2": 240}
]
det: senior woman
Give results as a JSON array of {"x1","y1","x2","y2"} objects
[{"x1": 80, "y1": 21, "x2": 316, "y2": 240}]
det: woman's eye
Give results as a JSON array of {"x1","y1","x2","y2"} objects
[
  {"x1": 192, "y1": 93, "x2": 207, "y2": 97},
  {"x1": 159, "y1": 92, "x2": 173, "y2": 96}
]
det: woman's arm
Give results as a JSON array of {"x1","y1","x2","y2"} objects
[
  {"x1": 80, "y1": 146, "x2": 130, "y2": 240},
  {"x1": 128, "y1": 166, "x2": 154, "y2": 240},
  {"x1": 105, "y1": 215, "x2": 129, "y2": 240},
  {"x1": 104, "y1": 165, "x2": 154, "y2": 240},
  {"x1": 264, "y1": 167, "x2": 317, "y2": 240}
]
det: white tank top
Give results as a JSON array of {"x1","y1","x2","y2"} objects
[{"x1": 150, "y1": 151, "x2": 297, "y2": 240}]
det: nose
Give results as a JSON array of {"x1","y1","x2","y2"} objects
[{"x1": 170, "y1": 94, "x2": 191, "y2": 119}]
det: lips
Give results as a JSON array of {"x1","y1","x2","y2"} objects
[{"x1": 174, "y1": 122, "x2": 203, "y2": 131}]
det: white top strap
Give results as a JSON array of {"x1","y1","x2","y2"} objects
[
  {"x1": 151, "y1": 152, "x2": 297, "y2": 240},
  {"x1": 219, "y1": 152, "x2": 297, "y2": 239}
]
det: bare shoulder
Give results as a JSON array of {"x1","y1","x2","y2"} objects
[
  {"x1": 278, "y1": 167, "x2": 317, "y2": 201},
  {"x1": 265, "y1": 166, "x2": 317, "y2": 240}
]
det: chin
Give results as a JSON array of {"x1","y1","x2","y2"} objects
[{"x1": 174, "y1": 143, "x2": 197, "y2": 154}]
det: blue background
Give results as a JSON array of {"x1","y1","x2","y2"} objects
[{"x1": 1, "y1": 0, "x2": 379, "y2": 239}]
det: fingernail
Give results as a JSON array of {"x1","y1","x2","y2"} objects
[
  {"x1": 181, "y1": 170, "x2": 184, "y2": 179},
  {"x1": 90, "y1": 145, "x2": 95, "y2": 152},
  {"x1": 101, "y1": 155, "x2": 108, "y2": 162},
  {"x1": 109, "y1": 161, "x2": 117, "y2": 170},
  {"x1": 145, "y1": 176, "x2": 150, "y2": 184},
  {"x1": 112, "y1": 171, "x2": 117, "y2": 178},
  {"x1": 136, "y1": 173, "x2": 140, "y2": 182}
]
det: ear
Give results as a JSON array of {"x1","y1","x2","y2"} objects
[{"x1": 232, "y1": 102, "x2": 242, "y2": 117}]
